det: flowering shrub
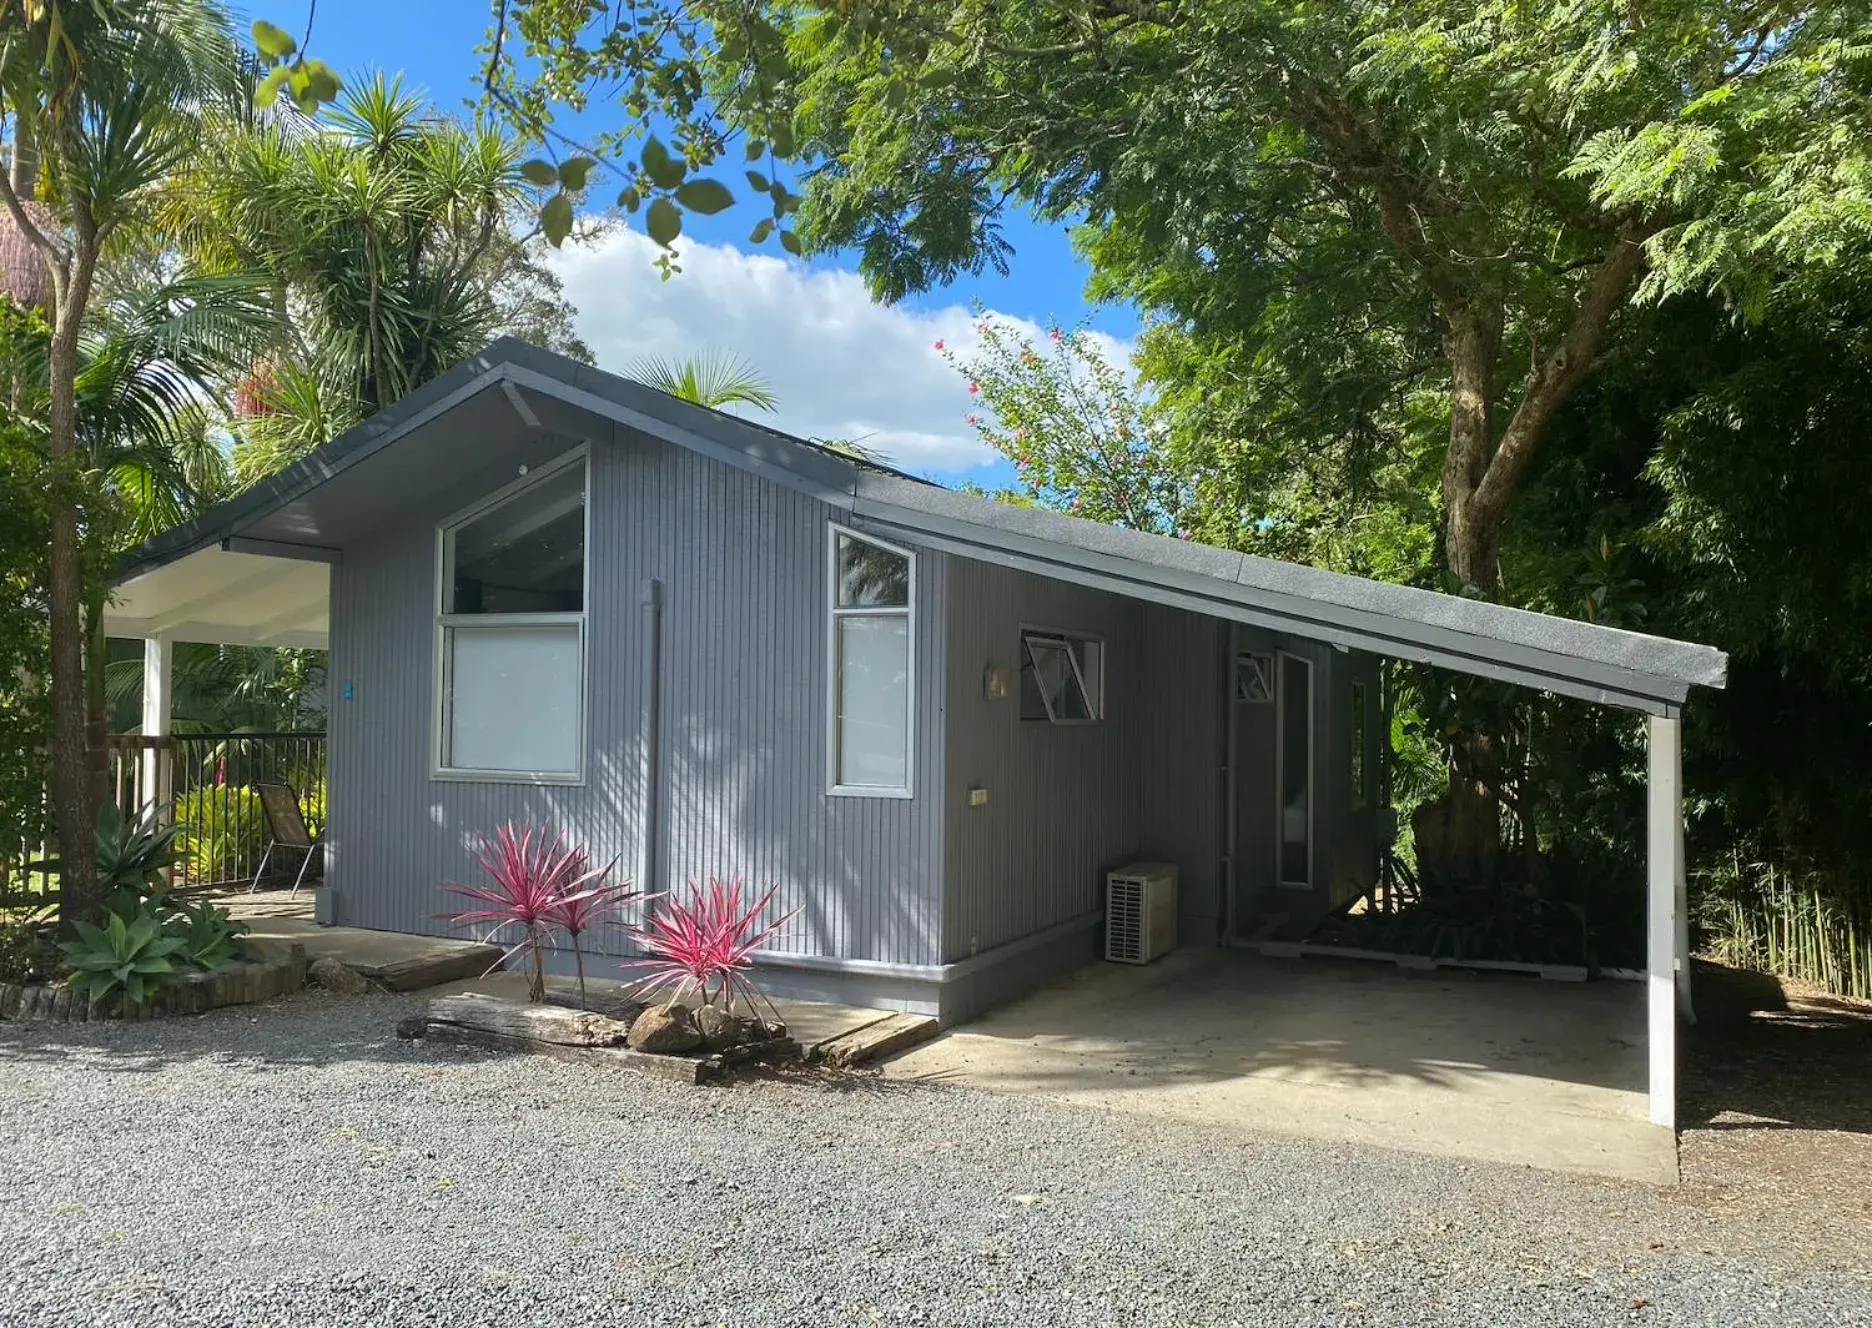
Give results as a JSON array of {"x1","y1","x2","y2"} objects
[
  {"x1": 935, "y1": 310, "x2": 1189, "y2": 535},
  {"x1": 443, "y1": 824, "x2": 622, "y2": 1002},
  {"x1": 624, "y1": 876, "x2": 796, "y2": 1017}
]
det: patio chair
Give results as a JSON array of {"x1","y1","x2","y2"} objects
[{"x1": 251, "y1": 783, "x2": 321, "y2": 896}]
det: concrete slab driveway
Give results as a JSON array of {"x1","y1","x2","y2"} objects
[{"x1": 884, "y1": 947, "x2": 1675, "y2": 1184}]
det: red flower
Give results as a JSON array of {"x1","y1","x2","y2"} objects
[
  {"x1": 968, "y1": 382, "x2": 980, "y2": 395},
  {"x1": 1049, "y1": 328, "x2": 1063, "y2": 343},
  {"x1": 966, "y1": 413, "x2": 980, "y2": 425},
  {"x1": 932, "y1": 339, "x2": 944, "y2": 351}
]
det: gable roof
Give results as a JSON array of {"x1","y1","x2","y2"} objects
[{"x1": 116, "y1": 338, "x2": 1725, "y2": 715}]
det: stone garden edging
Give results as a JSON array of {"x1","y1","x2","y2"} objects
[{"x1": 0, "y1": 940, "x2": 309, "y2": 1023}]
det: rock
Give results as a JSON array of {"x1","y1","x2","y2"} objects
[
  {"x1": 627, "y1": 1002, "x2": 703, "y2": 1054},
  {"x1": 395, "y1": 1015, "x2": 428, "y2": 1040},
  {"x1": 757, "y1": 1018, "x2": 788, "y2": 1041},
  {"x1": 308, "y1": 958, "x2": 380, "y2": 996},
  {"x1": 695, "y1": 1005, "x2": 754, "y2": 1051}
]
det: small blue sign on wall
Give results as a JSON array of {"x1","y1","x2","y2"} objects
[{"x1": 342, "y1": 681, "x2": 355, "y2": 702}]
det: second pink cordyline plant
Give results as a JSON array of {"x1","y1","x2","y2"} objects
[
  {"x1": 442, "y1": 823, "x2": 627, "y2": 1003},
  {"x1": 624, "y1": 876, "x2": 798, "y2": 1018}
]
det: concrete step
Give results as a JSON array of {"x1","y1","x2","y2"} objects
[{"x1": 235, "y1": 917, "x2": 504, "y2": 992}]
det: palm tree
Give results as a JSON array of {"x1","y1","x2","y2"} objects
[
  {"x1": 629, "y1": 349, "x2": 778, "y2": 412},
  {"x1": 165, "y1": 72, "x2": 540, "y2": 476},
  {"x1": 0, "y1": 0, "x2": 246, "y2": 923}
]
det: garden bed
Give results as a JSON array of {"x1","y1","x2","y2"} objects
[
  {"x1": 396, "y1": 991, "x2": 801, "y2": 1085},
  {"x1": 0, "y1": 939, "x2": 308, "y2": 1023}
]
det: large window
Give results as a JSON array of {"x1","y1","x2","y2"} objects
[
  {"x1": 828, "y1": 526, "x2": 914, "y2": 796},
  {"x1": 1020, "y1": 630, "x2": 1104, "y2": 723},
  {"x1": 435, "y1": 452, "x2": 587, "y2": 781}
]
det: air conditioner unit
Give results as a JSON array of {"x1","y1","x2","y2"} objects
[{"x1": 1106, "y1": 862, "x2": 1178, "y2": 964}]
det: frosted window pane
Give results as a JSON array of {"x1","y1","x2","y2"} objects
[
  {"x1": 448, "y1": 625, "x2": 582, "y2": 773},
  {"x1": 836, "y1": 615, "x2": 909, "y2": 788}
]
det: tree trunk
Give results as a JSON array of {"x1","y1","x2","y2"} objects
[
  {"x1": 83, "y1": 588, "x2": 110, "y2": 824},
  {"x1": 1416, "y1": 308, "x2": 1508, "y2": 886},
  {"x1": 47, "y1": 234, "x2": 100, "y2": 931},
  {"x1": 1441, "y1": 306, "x2": 1503, "y2": 594}
]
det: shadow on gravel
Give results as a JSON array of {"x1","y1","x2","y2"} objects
[
  {"x1": 0, "y1": 990, "x2": 427, "y2": 1076},
  {"x1": 730, "y1": 1061, "x2": 928, "y2": 1099}
]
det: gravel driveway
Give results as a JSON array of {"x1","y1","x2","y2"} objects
[{"x1": 1, "y1": 991, "x2": 1866, "y2": 1327}]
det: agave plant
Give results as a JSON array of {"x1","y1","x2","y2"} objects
[
  {"x1": 165, "y1": 899, "x2": 248, "y2": 972},
  {"x1": 544, "y1": 856, "x2": 634, "y2": 1011},
  {"x1": 623, "y1": 877, "x2": 798, "y2": 1018},
  {"x1": 443, "y1": 824, "x2": 611, "y2": 1002},
  {"x1": 59, "y1": 903, "x2": 188, "y2": 1013}
]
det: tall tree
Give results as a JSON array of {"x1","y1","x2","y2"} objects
[
  {"x1": 494, "y1": 0, "x2": 1871, "y2": 594},
  {"x1": 166, "y1": 71, "x2": 585, "y2": 477},
  {"x1": 0, "y1": 0, "x2": 248, "y2": 923}
]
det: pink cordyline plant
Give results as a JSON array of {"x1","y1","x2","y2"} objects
[
  {"x1": 623, "y1": 876, "x2": 798, "y2": 1018},
  {"x1": 442, "y1": 823, "x2": 615, "y2": 1002},
  {"x1": 545, "y1": 863, "x2": 637, "y2": 1011}
]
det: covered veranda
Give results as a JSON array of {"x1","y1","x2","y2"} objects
[{"x1": 102, "y1": 539, "x2": 331, "y2": 874}]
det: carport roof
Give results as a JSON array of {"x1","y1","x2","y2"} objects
[{"x1": 114, "y1": 338, "x2": 1725, "y2": 714}]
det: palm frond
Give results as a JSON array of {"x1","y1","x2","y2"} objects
[{"x1": 628, "y1": 349, "x2": 778, "y2": 413}]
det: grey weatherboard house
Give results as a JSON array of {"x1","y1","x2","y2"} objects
[{"x1": 108, "y1": 339, "x2": 1728, "y2": 1130}]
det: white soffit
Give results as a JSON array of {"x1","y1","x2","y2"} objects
[{"x1": 104, "y1": 546, "x2": 330, "y2": 649}]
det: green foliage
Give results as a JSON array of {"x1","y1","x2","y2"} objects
[
  {"x1": 941, "y1": 316, "x2": 1188, "y2": 535},
  {"x1": 628, "y1": 349, "x2": 776, "y2": 412},
  {"x1": 164, "y1": 897, "x2": 247, "y2": 971},
  {"x1": 103, "y1": 639, "x2": 326, "y2": 734},
  {"x1": 94, "y1": 801, "x2": 184, "y2": 901},
  {"x1": 58, "y1": 903, "x2": 187, "y2": 1011},
  {"x1": 0, "y1": 387, "x2": 51, "y2": 882},
  {"x1": 164, "y1": 71, "x2": 568, "y2": 476},
  {"x1": 174, "y1": 785, "x2": 263, "y2": 884},
  {"x1": 486, "y1": 3, "x2": 806, "y2": 266},
  {"x1": 0, "y1": 917, "x2": 59, "y2": 985},
  {"x1": 249, "y1": 18, "x2": 341, "y2": 115}
]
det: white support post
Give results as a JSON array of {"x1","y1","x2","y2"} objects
[
  {"x1": 1646, "y1": 711, "x2": 1682, "y2": 1130},
  {"x1": 1675, "y1": 787, "x2": 1694, "y2": 1023},
  {"x1": 140, "y1": 634, "x2": 173, "y2": 820}
]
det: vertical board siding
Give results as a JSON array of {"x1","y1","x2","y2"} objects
[
  {"x1": 327, "y1": 424, "x2": 945, "y2": 966},
  {"x1": 1133, "y1": 603, "x2": 1225, "y2": 941},
  {"x1": 940, "y1": 557, "x2": 1223, "y2": 962}
]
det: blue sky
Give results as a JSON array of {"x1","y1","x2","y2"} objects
[{"x1": 250, "y1": 0, "x2": 1136, "y2": 481}]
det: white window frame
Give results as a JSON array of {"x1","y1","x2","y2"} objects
[
  {"x1": 431, "y1": 446, "x2": 590, "y2": 785},
  {"x1": 826, "y1": 522, "x2": 915, "y2": 799},
  {"x1": 1019, "y1": 628, "x2": 1105, "y2": 725},
  {"x1": 1275, "y1": 650, "x2": 1314, "y2": 890}
]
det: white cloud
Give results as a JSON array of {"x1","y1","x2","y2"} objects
[{"x1": 543, "y1": 228, "x2": 1127, "y2": 479}]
